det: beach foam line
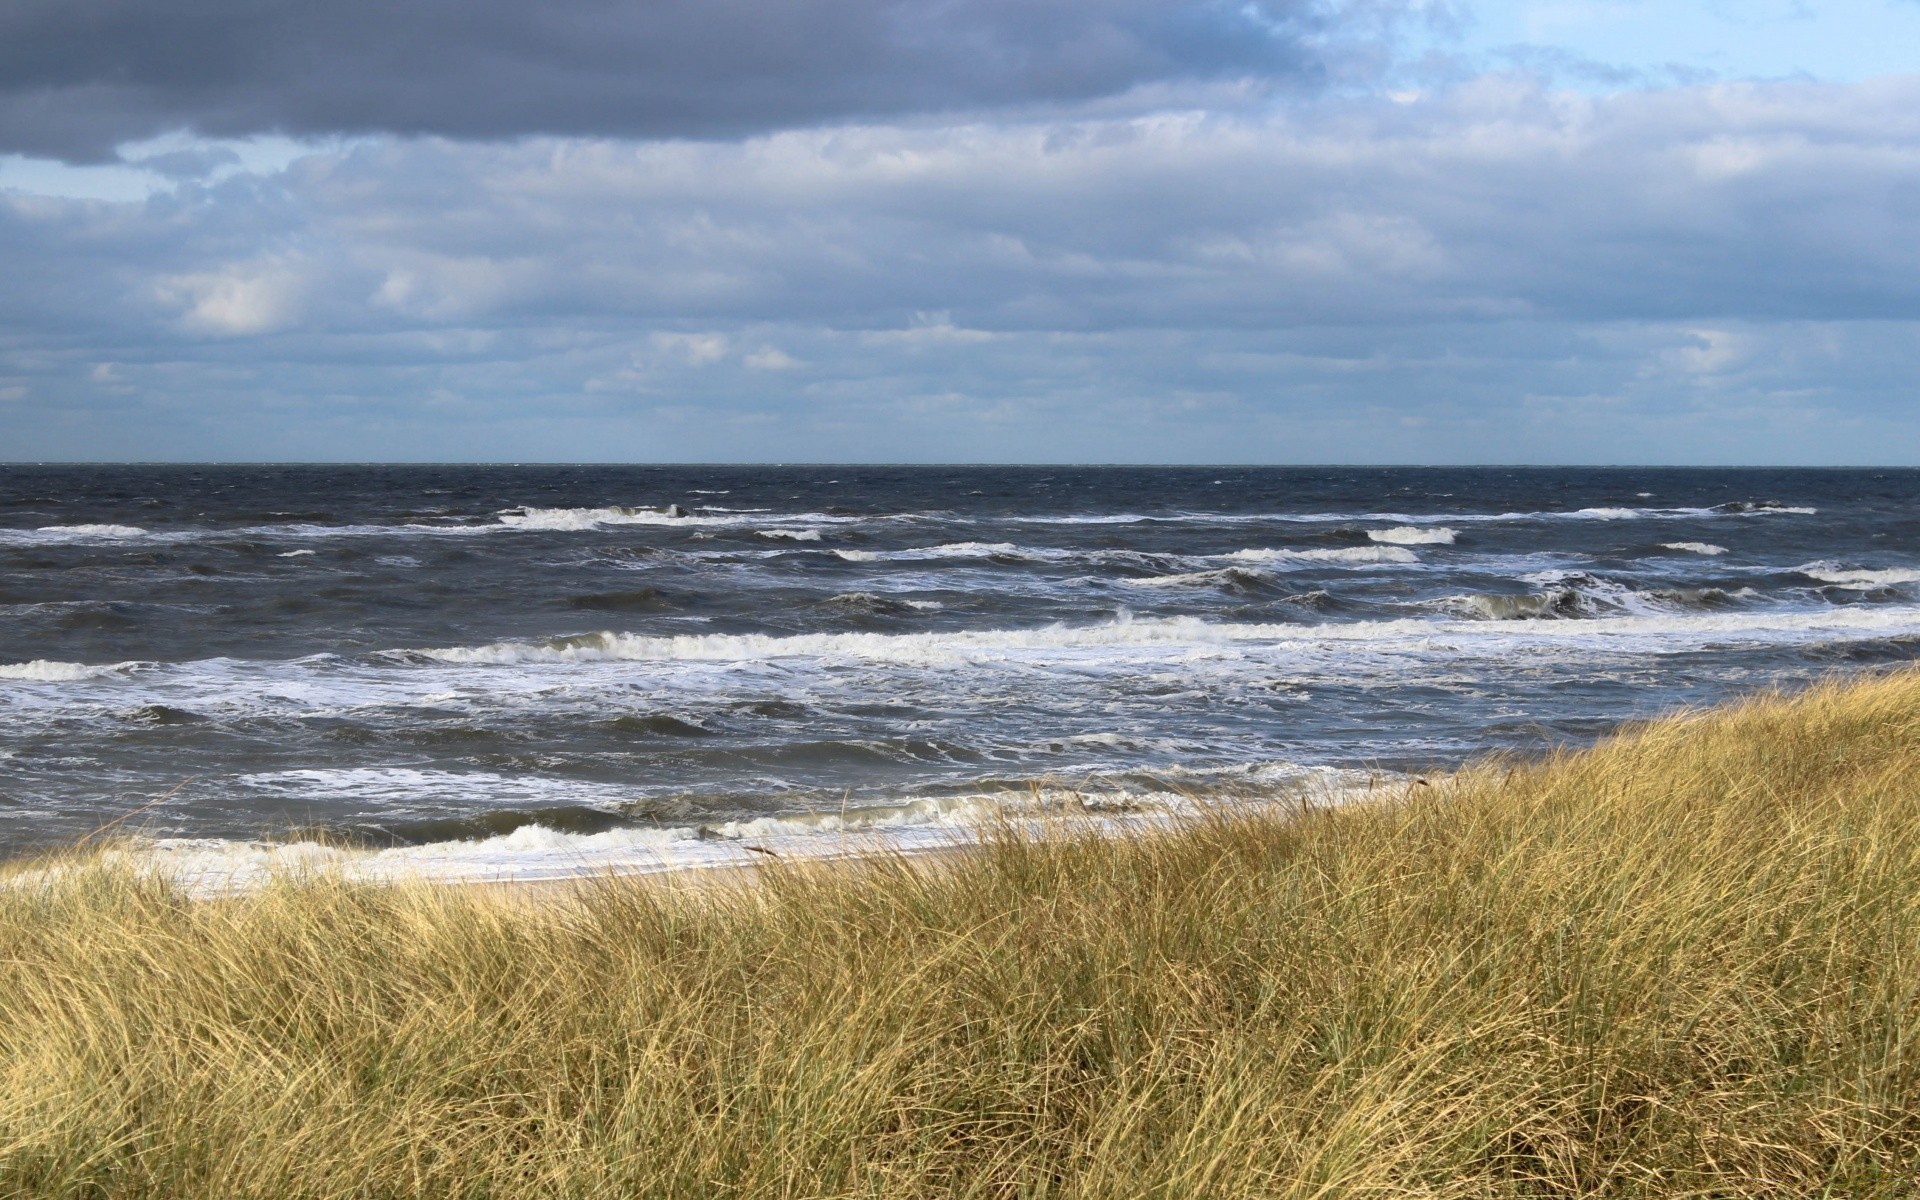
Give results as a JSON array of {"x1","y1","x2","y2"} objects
[{"x1": 64, "y1": 765, "x2": 1375, "y2": 894}]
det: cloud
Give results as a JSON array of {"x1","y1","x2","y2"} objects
[
  {"x1": 1, "y1": 73, "x2": 1918, "y2": 461},
  {"x1": 0, "y1": 0, "x2": 1371, "y2": 160},
  {"x1": 155, "y1": 258, "x2": 308, "y2": 335},
  {"x1": 745, "y1": 346, "x2": 801, "y2": 370}
]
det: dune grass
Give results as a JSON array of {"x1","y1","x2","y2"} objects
[{"x1": 3, "y1": 672, "x2": 1920, "y2": 1197}]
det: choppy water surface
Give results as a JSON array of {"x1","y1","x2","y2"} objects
[{"x1": 3, "y1": 465, "x2": 1916, "y2": 874}]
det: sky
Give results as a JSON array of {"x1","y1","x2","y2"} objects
[{"x1": 1, "y1": 0, "x2": 1917, "y2": 464}]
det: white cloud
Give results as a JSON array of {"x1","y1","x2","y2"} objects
[
  {"x1": 745, "y1": 346, "x2": 800, "y2": 369},
  {"x1": 651, "y1": 332, "x2": 730, "y2": 365},
  {"x1": 154, "y1": 260, "x2": 308, "y2": 336}
]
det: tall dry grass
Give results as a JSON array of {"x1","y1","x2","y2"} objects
[{"x1": 3, "y1": 670, "x2": 1920, "y2": 1197}]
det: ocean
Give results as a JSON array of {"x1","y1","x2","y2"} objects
[{"x1": 3, "y1": 464, "x2": 1917, "y2": 882}]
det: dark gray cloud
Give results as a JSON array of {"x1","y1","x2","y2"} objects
[{"x1": 0, "y1": 0, "x2": 1343, "y2": 160}]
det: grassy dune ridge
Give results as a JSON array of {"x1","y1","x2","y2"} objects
[{"x1": 3, "y1": 673, "x2": 1920, "y2": 1196}]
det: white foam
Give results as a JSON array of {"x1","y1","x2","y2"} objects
[
  {"x1": 0, "y1": 660, "x2": 126, "y2": 681},
  {"x1": 404, "y1": 602, "x2": 1920, "y2": 674},
  {"x1": 277, "y1": 549, "x2": 317, "y2": 558},
  {"x1": 1132, "y1": 568, "x2": 1267, "y2": 589},
  {"x1": 1369, "y1": 526, "x2": 1457, "y2": 545},
  {"x1": 235, "y1": 767, "x2": 644, "y2": 810},
  {"x1": 0, "y1": 523, "x2": 154, "y2": 544},
  {"x1": 1225, "y1": 546, "x2": 1418, "y2": 566},
  {"x1": 70, "y1": 769, "x2": 1373, "y2": 894},
  {"x1": 1663, "y1": 542, "x2": 1727, "y2": 556},
  {"x1": 758, "y1": 529, "x2": 822, "y2": 542},
  {"x1": 497, "y1": 506, "x2": 857, "y2": 532},
  {"x1": 1000, "y1": 503, "x2": 1812, "y2": 527},
  {"x1": 496, "y1": 506, "x2": 694, "y2": 531},
  {"x1": 832, "y1": 542, "x2": 1060, "y2": 564},
  {"x1": 409, "y1": 619, "x2": 1292, "y2": 668},
  {"x1": 1800, "y1": 563, "x2": 1920, "y2": 589}
]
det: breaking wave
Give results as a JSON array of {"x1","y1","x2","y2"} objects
[
  {"x1": 1369, "y1": 526, "x2": 1457, "y2": 545},
  {"x1": 399, "y1": 605, "x2": 1920, "y2": 671},
  {"x1": 1664, "y1": 543, "x2": 1727, "y2": 556},
  {"x1": 1801, "y1": 564, "x2": 1920, "y2": 589},
  {"x1": 0, "y1": 659, "x2": 130, "y2": 681},
  {"x1": 1225, "y1": 546, "x2": 1419, "y2": 566},
  {"x1": 833, "y1": 542, "x2": 1066, "y2": 564}
]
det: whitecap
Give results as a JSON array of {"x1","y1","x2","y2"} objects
[
  {"x1": 758, "y1": 529, "x2": 822, "y2": 542},
  {"x1": 832, "y1": 542, "x2": 1060, "y2": 564},
  {"x1": 1368, "y1": 526, "x2": 1457, "y2": 545},
  {"x1": 0, "y1": 523, "x2": 155, "y2": 544},
  {"x1": 1225, "y1": 546, "x2": 1418, "y2": 566},
  {"x1": 1573, "y1": 508, "x2": 1640, "y2": 520},
  {"x1": 1663, "y1": 542, "x2": 1727, "y2": 556},
  {"x1": 1132, "y1": 568, "x2": 1268, "y2": 589},
  {"x1": 0, "y1": 660, "x2": 125, "y2": 681},
  {"x1": 1800, "y1": 563, "x2": 1920, "y2": 589},
  {"x1": 497, "y1": 505, "x2": 858, "y2": 532},
  {"x1": 401, "y1": 603, "x2": 1920, "y2": 676}
]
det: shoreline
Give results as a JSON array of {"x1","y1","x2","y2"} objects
[{"x1": 4, "y1": 773, "x2": 1384, "y2": 897}]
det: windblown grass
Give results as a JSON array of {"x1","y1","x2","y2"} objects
[{"x1": 4, "y1": 671, "x2": 1920, "y2": 1197}]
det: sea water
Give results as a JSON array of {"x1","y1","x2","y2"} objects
[{"x1": 2, "y1": 464, "x2": 1915, "y2": 883}]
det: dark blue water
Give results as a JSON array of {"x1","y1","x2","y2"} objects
[{"x1": 2, "y1": 465, "x2": 1917, "y2": 870}]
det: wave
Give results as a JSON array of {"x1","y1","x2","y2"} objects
[
  {"x1": 1131, "y1": 567, "x2": 1272, "y2": 592},
  {"x1": 1369, "y1": 526, "x2": 1457, "y2": 545},
  {"x1": 818, "y1": 592, "x2": 934, "y2": 616},
  {"x1": 1663, "y1": 542, "x2": 1727, "y2": 556},
  {"x1": 1452, "y1": 591, "x2": 1587, "y2": 621},
  {"x1": 0, "y1": 523, "x2": 156, "y2": 546},
  {"x1": 0, "y1": 659, "x2": 130, "y2": 681},
  {"x1": 497, "y1": 505, "x2": 716, "y2": 531},
  {"x1": 1800, "y1": 564, "x2": 1920, "y2": 589},
  {"x1": 758, "y1": 529, "x2": 822, "y2": 542},
  {"x1": 836, "y1": 541, "x2": 1415, "y2": 571},
  {"x1": 0, "y1": 497, "x2": 1821, "y2": 550},
  {"x1": 398, "y1": 604, "x2": 1920, "y2": 672},
  {"x1": 833, "y1": 542, "x2": 1067, "y2": 564},
  {"x1": 998, "y1": 503, "x2": 1816, "y2": 527},
  {"x1": 1450, "y1": 571, "x2": 1758, "y2": 622},
  {"x1": 1225, "y1": 546, "x2": 1418, "y2": 566}
]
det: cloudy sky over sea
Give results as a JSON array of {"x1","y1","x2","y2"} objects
[{"x1": 3, "y1": 0, "x2": 1918, "y2": 463}]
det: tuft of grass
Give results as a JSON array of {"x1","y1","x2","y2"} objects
[{"x1": 3, "y1": 671, "x2": 1920, "y2": 1196}]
